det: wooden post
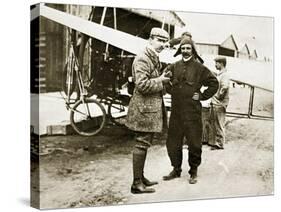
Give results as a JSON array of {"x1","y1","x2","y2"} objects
[
  {"x1": 100, "y1": 7, "x2": 107, "y2": 25},
  {"x1": 100, "y1": 7, "x2": 108, "y2": 61},
  {"x1": 168, "y1": 24, "x2": 171, "y2": 35},
  {"x1": 248, "y1": 86, "x2": 255, "y2": 117},
  {"x1": 161, "y1": 16, "x2": 166, "y2": 29},
  {"x1": 113, "y1": 8, "x2": 117, "y2": 29}
]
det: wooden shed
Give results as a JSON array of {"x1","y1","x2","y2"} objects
[
  {"x1": 35, "y1": 3, "x2": 185, "y2": 93},
  {"x1": 237, "y1": 43, "x2": 251, "y2": 59},
  {"x1": 195, "y1": 34, "x2": 238, "y2": 57}
]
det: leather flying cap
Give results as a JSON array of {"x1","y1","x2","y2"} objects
[
  {"x1": 180, "y1": 37, "x2": 194, "y2": 46},
  {"x1": 173, "y1": 37, "x2": 194, "y2": 57},
  {"x1": 150, "y1": 27, "x2": 169, "y2": 41}
]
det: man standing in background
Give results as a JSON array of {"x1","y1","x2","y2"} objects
[{"x1": 209, "y1": 56, "x2": 230, "y2": 150}]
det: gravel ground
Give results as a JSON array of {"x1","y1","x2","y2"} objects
[{"x1": 34, "y1": 117, "x2": 273, "y2": 209}]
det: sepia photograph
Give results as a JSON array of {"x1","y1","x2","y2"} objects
[{"x1": 30, "y1": 2, "x2": 273, "y2": 210}]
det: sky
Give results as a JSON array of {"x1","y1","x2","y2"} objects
[{"x1": 174, "y1": 11, "x2": 274, "y2": 60}]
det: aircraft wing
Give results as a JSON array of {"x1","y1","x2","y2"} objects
[
  {"x1": 202, "y1": 55, "x2": 273, "y2": 92},
  {"x1": 32, "y1": 5, "x2": 273, "y2": 91},
  {"x1": 33, "y1": 4, "x2": 172, "y2": 64},
  {"x1": 159, "y1": 51, "x2": 273, "y2": 92},
  {"x1": 37, "y1": 5, "x2": 147, "y2": 55}
]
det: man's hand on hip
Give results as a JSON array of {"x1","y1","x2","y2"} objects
[{"x1": 192, "y1": 92, "x2": 200, "y2": 101}]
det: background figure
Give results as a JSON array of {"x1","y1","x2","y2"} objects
[
  {"x1": 209, "y1": 56, "x2": 230, "y2": 150},
  {"x1": 163, "y1": 37, "x2": 218, "y2": 184},
  {"x1": 167, "y1": 31, "x2": 204, "y2": 64},
  {"x1": 125, "y1": 27, "x2": 170, "y2": 194},
  {"x1": 201, "y1": 70, "x2": 217, "y2": 145}
]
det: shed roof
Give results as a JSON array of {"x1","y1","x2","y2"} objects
[
  {"x1": 239, "y1": 44, "x2": 250, "y2": 54},
  {"x1": 174, "y1": 11, "x2": 272, "y2": 59},
  {"x1": 221, "y1": 34, "x2": 238, "y2": 50},
  {"x1": 251, "y1": 49, "x2": 258, "y2": 58}
]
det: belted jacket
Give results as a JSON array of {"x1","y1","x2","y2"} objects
[{"x1": 126, "y1": 47, "x2": 166, "y2": 132}]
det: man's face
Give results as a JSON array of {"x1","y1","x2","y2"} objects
[
  {"x1": 215, "y1": 62, "x2": 223, "y2": 70},
  {"x1": 150, "y1": 36, "x2": 167, "y2": 53},
  {"x1": 181, "y1": 44, "x2": 192, "y2": 58}
]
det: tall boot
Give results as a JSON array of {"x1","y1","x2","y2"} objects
[
  {"x1": 141, "y1": 151, "x2": 158, "y2": 187},
  {"x1": 131, "y1": 148, "x2": 155, "y2": 194}
]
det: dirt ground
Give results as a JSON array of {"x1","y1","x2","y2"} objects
[{"x1": 35, "y1": 117, "x2": 274, "y2": 209}]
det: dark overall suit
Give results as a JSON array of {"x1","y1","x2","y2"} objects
[{"x1": 166, "y1": 57, "x2": 218, "y2": 175}]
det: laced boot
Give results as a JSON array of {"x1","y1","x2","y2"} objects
[
  {"x1": 142, "y1": 176, "x2": 158, "y2": 187},
  {"x1": 163, "y1": 168, "x2": 182, "y2": 181},
  {"x1": 131, "y1": 148, "x2": 155, "y2": 194},
  {"x1": 188, "y1": 167, "x2": 198, "y2": 184},
  {"x1": 131, "y1": 179, "x2": 155, "y2": 194}
]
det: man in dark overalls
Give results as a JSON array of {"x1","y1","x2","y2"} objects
[{"x1": 163, "y1": 37, "x2": 218, "y2": 184}]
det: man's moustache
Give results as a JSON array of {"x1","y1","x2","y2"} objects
[{"x1": 182, "y1": 52, "x2": 190, "y2": 56}]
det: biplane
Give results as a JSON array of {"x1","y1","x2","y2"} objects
[{"x1": 31, "y1": 4, "x2": 273, "y2": 136}]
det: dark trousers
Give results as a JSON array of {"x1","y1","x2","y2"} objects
[{"x1": 166, "y1": 117, "x2": 202, "y2": 174}]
